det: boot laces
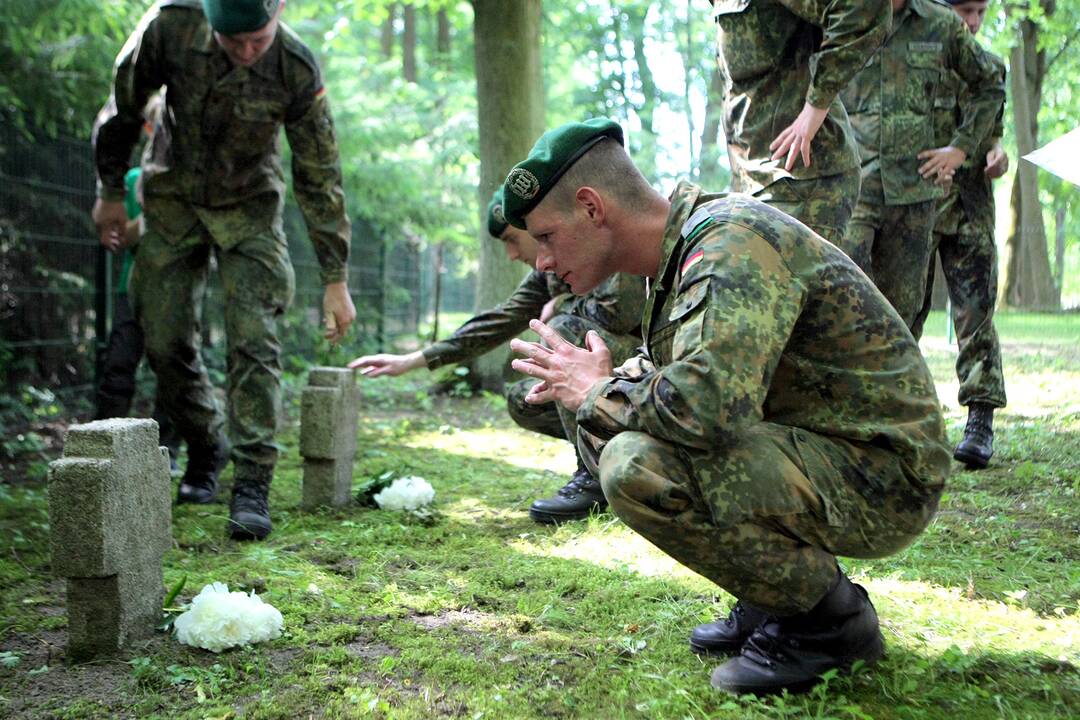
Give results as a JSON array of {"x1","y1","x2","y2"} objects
[
  {"x1": 557, "y1": 469, "x2": 598, "y2": 498},
  {"x1": 233, "y1": 482, "x2": 269, "y2": 514},
  {"x1": 740, "y1": 626, "x2": 787, "y2": 670}
]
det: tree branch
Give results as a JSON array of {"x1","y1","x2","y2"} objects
[{"x1": 1045, "y1": 28, "x2": 1080, "y2": 71}]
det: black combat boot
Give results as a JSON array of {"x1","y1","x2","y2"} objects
[
  {"x1": 710, "y1": 572, "x2": 884, "y2": 696},
  {"x1": 177, "y1": 435, "x2": 229, "y2": 504},
  {"x1": 953, "y1": 403, "x2": 995, "y2": 469},
  {"x1": 690, "y1": 601, "x2": 770, "y2": 656},
  {"x1": 228, "y1": 463, "x2": 273, "y2": 541},
  {"x1": 528, "y1": 462, "x2": 607, "y2": 524}
]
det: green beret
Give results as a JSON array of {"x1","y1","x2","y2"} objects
[
  {"x1": 202, "y1": 0, "x2": 280, "y2": 35},
  {"x1": 486, "y1": 188, "x2": 509, "y2": 239},
  {"x1": 502, "y1": 118, "x2": 624, "y2": 229}
]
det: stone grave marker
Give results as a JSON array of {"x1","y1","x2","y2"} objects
[
  {"x1": 300, "y1": 367, "x2": 361, "y2": 509},
  {"x1": 48, "y1": 418, "x2": 172, "y2": 661}
]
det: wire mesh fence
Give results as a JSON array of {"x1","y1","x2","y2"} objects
[{"x1": 0, "y1": 125, "x2": 475, "y2": 431}]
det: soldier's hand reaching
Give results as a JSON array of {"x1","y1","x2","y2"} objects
[
  {"x1": 322, "y1": 281, "x2": 356, "y2": 344},
  {"x1": 347, "y1": 351, "x2": 426, "y2": 377},
  {"x1": 510, "y1": 319, "x2": 613, "y2": 413},
  {"x1": 985, "y1": 142, "x2": 1009, "y2": 179},
  {"x1": 917, "y1": 146, "x2": 966, "y2": 186},
  {"x1": 92, "y1": 198, "x2": 127, "y2": 253},
  {"x1": 769, "y1": 102, "x2": 829, "y2": 171}
]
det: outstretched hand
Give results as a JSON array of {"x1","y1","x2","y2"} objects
[
  {"x1": 768, "y1": 102, "x2": 829, "y2": 171},
  {"x1": 347, "y1": 351, "x2": 425, "y2": 378},
  {"x1": 509, "y1": 319, "x2": 613, "y2": 413}
]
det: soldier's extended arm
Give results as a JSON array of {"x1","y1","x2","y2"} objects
[
  {"x1": 559, "y1": 273, "x2": 647, "y2": 336},
  {"x1": 92, "y1": 8, "x2": 166, "y2": 202},
  {"x1": 285, "y1": 82, "x2": 350, "y2": 288},
  {"x1": 577, "y1": 232, "x2": 801, "y2": 451},
  {"x1": 946, "y1": 27, "x2": 1007, "y2": 164},
  {"x1": 777, "y1": 0, "x2": 890, "y2": 110},
  {"x1": 421, "y1": 270, "x2": 553, "y2": 370},
  {"x1": 769, "y1": 0, "x2": 890, "y2": 169}
]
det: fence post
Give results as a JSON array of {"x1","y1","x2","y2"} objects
[{"x1": 94, "y1": 245, "x2": 113, "y2": 392}]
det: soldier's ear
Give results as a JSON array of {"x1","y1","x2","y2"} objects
[{"x1": 576, "y1": 186, "x2": 605, "y2": 226}]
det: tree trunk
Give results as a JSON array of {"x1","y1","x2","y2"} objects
[
  {"x1": 1002, "y1": 7, "x2": 1060, "y2": 309},
  {"x1": 403, "y1": 3, "x2": 417, "y2": 83},
  {"x1": 471, "y1": 0, "x2": 544, "y2": 390},
  {"x1": 1055, "y1": 202, "x2": 1066, "y2": 294},
  {"x1": 437, "y1": 8, "x2": 451, "y2": 57},
  {"x1": 627, "y1": 2, "x2": 658, "y2": 175},
  {"x1": 699, "y1": 64, "x2": 726, "y2": 187},
  {"x1": 381, "y1": 4, "x2": 396, "y2": 59}
]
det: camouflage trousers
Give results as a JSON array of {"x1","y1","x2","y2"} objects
[
  {"x1": 911, "y1": 229, "x2": 1007, "y2": 408},
  {"x1": 131, "y1": 219, "x2": 295, "y2": 467},
  {"x1": 588, "y1": 424, "x2": 942, "y2": 615},
  {"x1": 752, "y1": 168, "x2": 861, "y2": 247},
  {"x1": 841, "y1": 199, "x2": 937, "y2": 330},
  {"x1": 506, "y1": 313, "x2": 642, "y2": 455}
]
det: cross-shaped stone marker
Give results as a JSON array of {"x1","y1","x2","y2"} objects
[
  {"x1": 48, "y1": 418, "x2": 172, "y2": 662},
  {"x1": 300, "y1": 367, "x2": 361, "y2": 509}
]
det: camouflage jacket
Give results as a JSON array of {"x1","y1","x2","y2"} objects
[
  {"x1": 577, "y1": 181, "x2": 949, "y2": 486},
  {"x1": 933, "y1": 48, "x2": 1006, "y2": 235},
  {"x1": 711, "y1": 0, "x2": 890, "y2": 193},
  {"x1": 91, "y1": 0, "x2": 350, "y2": 284},
  {"x1": 423, "y1": 270, "x2": 646, "y2": 370},
  {"x1": 841, "y1": 0, "x2": 1006, "y2": 207}
]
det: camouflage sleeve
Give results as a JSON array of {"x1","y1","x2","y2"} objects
[
  {"x1": 947, "y1": 25, "x2": 1006, "y2": 159},
  {"x1": 779, "y1": 0, "x2": 890, "y2": 109},
  {"x1": 560, "y1": 273, "x2": 646, "y2": 336},
  {"x1": 578, "y1": 229, "x2": 804, "y2": 450},
  {"x1": 92, "y1": 7, "x2": 167, "y2": 201},
  {"x1": 422, "y1": 270, "x2": 550, "y2": 370},
  {"x1": 988, "y1": 53, "x2": 1006, "y2": 141},
  {"x1": 285, "y1": 80, "x2": 350, "y2": 286}
]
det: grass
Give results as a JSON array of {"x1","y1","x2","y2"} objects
[{"x1": 0, "y1": 316, "x2": 1077, "y2": 719}]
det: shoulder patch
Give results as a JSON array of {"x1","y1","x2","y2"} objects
[{"x1": 681, "y1": 249, "x2": 704, "y2": 276}]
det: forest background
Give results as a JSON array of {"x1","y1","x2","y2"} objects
[{"x1": 0, "y1": 0, "x2": 1077, "y2": 427}]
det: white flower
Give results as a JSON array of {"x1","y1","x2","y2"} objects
[
  {"x1": 173, "y1": 582, "x2": 284, "y2": 653},
  {"x1": 373, "y1": 475, "x2": 435, "y2": 511}
]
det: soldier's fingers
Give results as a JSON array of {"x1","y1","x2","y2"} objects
[
  {"x1": 528, "y1": 319, "x2": 572, "y2": 351},
  {"x1": 524, "y1": 382, "x2": 555, "y2": 405},
  {"x1": 800, "y1": 137, "x2": 812, "y2": 169},
  {"x1": 768, "y1": 128, "x2": 790, "y2": 153},
  {"x1": 769, "y1": 134, "x2": 792, "y2": 160},
  {"x1": 916, "y1": 149, "x2": 934, "y2": 160},
  {"x1": 509, "y1": 337, "x2": 553, "y2": 361},
  {"x1": 784, "y1": 141, "x2": 799, "y2": 172},
  {"x1": 511, "y1": 357, "x2": 554, "y2": 382}
]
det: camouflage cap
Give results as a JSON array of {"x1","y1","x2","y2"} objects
[
  {"x1": 502, "y1": 118, "x2": 624, "y2": 229},
  {"x1": 486, "y1": 188, "x2": 509, "y2": 239},
  {"x1": 202, "y1": 0, "x2": 281, "y2": 35}
]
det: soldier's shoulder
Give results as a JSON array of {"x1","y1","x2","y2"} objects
[{"x1": 279, "y1": 22, "x2": 322, "y2": 83}]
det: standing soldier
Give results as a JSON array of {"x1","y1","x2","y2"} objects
[
  {"x1": 350, "y1": 187, "x2": 646, "y2": 524},
  {"x1": 92, "y1": 0, "x2": 356, "y2": 540},
  {"x1": 505, "y1": 119, "x2": 949, "y2": 695},
  {"x1": 840, "y1": 0, "x2": 1005, "y2": 330},
  {"x1": 709, "y1": 0, "x2": 890, "y2": 244},
  {"x1": 911, "y1": 0, "x2": 1008, "y2": 468}
]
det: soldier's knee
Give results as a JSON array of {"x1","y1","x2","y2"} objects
[{"x1": 598, "y1": 431, "x2": 664, "y2": 502}]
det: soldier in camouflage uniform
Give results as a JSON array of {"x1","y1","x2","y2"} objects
[
  {"x1": 92, "y1": 0, "x2": 356, "y2": 541},
  {"x1": 709, "y1": 0, "x2": 890, "y2": 244},
  {"x1": 911, "y1": 0, "x2": 1007, "y2": 469},
  {"x1": 840, "y1": 0, "x2": 1005, "y2": 330},
  {"x1": 349, "y1": 190, "x2": 645, "y2": 523},
  {"x1": 504, "y1": 119, "x2": 949, "y2": 695}
]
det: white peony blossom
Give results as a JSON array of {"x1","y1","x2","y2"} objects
[
  {"x1": 173, "y1": 582, "x2": 284, "y2": 653},
  {"x1": 373, "y1": 475, "x2": 435, "y2": 511}
]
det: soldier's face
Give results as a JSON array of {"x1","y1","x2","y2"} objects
[
  {"x1": 526, "y1": 190, "x2": 614, "y2": 295},
  {"x1": 500, "y1": 227, "x2": 538, "y2": 267},
  {"x1": 214, "y1": 2, "x2": 284, "y2": 67},
  {"x1": 951, "y1": 1, "x2": 989, "y2": 34}
]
